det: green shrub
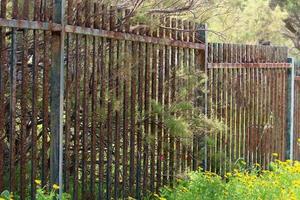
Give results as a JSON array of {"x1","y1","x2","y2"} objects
[
  {"x1": 0, "y1": 180, "x2": 70, "y2": 200},
  {"x1": 158, "y1": 160, "x2": 300, "y2": 200}
]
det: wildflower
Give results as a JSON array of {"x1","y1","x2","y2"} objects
[
  {"x1": 10, "y1": 192, "x2": 14, "y2": 200},
  {"x1": 35, "y1": 179, "x2": 41, "y2": 185},
  {"x1": 181, "y1": 187, "x2": 188, "y2": 193},
  {"x1": 292, "y1": 180, "x2": 300, "y2": 187},
  {"x1": 52, "y1": 184, "x2": 60, "y2": 190},
  {"x1": 272, "y1": 153, "x2": 279, "y2": 157}
]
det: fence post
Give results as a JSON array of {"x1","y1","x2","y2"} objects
[
  {"x1": 50, "y1": 0, "x2": 65, "y2": 198},
  {"x1": 286, "y1": 57, "x2": 295, "y2": 160},
  {"x1": 200, "y1": 24, "x2": 208, "y2": 171},
  {"x1": 194, "y1": 24, "x2": 207, "y2": 171}
]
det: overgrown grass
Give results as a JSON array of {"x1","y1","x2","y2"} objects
[{"x1": 157, "y1": 160, "x2": 300, "y2": 200}]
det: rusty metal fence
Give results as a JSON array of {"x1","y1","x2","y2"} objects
[
  {"x1": 0, "y1": 0, "x2": 297, "y2": 200},
  {"x1": 206, "y1": 43, "x2": 290, "y2": 174},
  {"x1": 0, "y1": 1, "x2": 207, "y2": 199}
]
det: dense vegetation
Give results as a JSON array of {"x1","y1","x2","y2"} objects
[{"x1": 157, "y1": 160, "x2": 300, "y2": 200}]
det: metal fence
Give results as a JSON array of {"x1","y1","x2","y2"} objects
[
  {"x1": 206, "y1": 43, "x2": 290, "y2": 174},
  {"x1": 0, "y1": 0, "x2": 297, "y2": 200},
  {"x1": 0, "y1": 1, "x2": 206, "y2": 199}
]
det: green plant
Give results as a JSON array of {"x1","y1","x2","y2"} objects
[
  {"x1": 157, "y1": 160, "x2": 300, "y2": 200},
  {"x1": 0, "y1": 180, "x2": 71, "y2": 200},
  {"x1": 0, "y1": 190, "x2": 15, "y2": 200}
]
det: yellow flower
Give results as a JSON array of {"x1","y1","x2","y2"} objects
[
  {"x1": 35, "y1": 179, "x2": 41, "y2": 185},
  {"x1": 292, "y1": 180, "x2": 300, "y2": 187},
  {"x1": 272, "y1": 153, "x2": 279, "y2": 157},
  {"x1": 297, "y1": 138, "x2": 300, "y2": 143},
  {"x1": 181, "y1": 187, "x2": 188, "y2": 192},
  {"x1": 226, "y1": 172, "x2": 232, "y2": 177},
  {"x1": 53, "y1": 184, "x2": 60, "y2": 190},
  {"x1": 254, "y1": 163, "x2": 260, "y2": 167}
]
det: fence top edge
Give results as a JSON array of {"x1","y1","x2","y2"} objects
[{"x1": 207, "y1": 42, "x2": 288, "y2": 49}]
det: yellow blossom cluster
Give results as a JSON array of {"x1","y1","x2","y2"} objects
[{"x1": 159, "y1": 160, "x2": 300, "y2": 200}]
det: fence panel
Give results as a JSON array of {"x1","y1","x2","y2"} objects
[
  {"x1": 0, "y1": 2, "x2": 206, "y2": 199},
  {"x1": 207, "y1": 43, "x2": 289, "y2": 174}
]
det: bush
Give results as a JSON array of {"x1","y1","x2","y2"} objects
[
  {"x1": 158, "y1": 160, "x2": 300, "y2": 200},
  {"x1": 0, "y1": 180, "x2": 70, "y2": 200}
]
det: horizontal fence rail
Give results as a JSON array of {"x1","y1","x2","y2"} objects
[{"x1": 206, "y1": 43, "x2": 290, "y2": 174}]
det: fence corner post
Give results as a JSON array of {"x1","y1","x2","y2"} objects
[
  {"x1": 286, "y1": 57, "x2": 295, "y2": 160},
  {"x1": 50, "y1": 0, "x2": 65, "y2": 198}
]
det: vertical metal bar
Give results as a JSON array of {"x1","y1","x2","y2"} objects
[
  {"x1": 114, "y1": 8, "x2": 124, "y2": 199},
  {"x1": 0, "y1": 0, "x2": 6, "y2": 191},
  {"x1": 122, "y1": 9, "x2": 131, "y2": 198},
  {"x1": 176, "y1": 19, "x2": 183, "y2": 173},
  {"x1": 150, "y1": 28, "x2": 158, "y2": 192},
  {"x1": 286, "y1": 57, "x2": 295, "y2": 159},
  {"x1": 206, "y1": 43, "x2": 212, "y2": 171},
  {"x1": 169, "y1": 18, "x2": 177, "y2": 182},
  {"x1": 143, "y1": 27, "x2": 151, "y2": 195},
  {"x1": 73, "y1": 33, "x2": 81, "y2": 200},
  {"x1": 42, "y1": 31, "x2": 51, "y2": 189},
  {"x1": 163, "y1": 17, "x2": 170, "y2": 185},
  {"x1": 282, "y1": 68, "x2": 287, "y2": 160},
  {"x1": 136, "y1": 38, "x2": 144, "y2": 200},
  {"x1": 32, "y1": 0, "x2": 41, "y2": 194},
  {"x1": 157, "y1": 20, "x2": 165, "y2": 191},
  {"x1": 9, "y1": 26, "x2": 17, "y2": 196},
  {"x1": 19, "y1": 1, "x2": 29, "y2": 197},
  {"x1": 64, "y1": 0, "x2": 73, "y2": 193},
  {"x1": 98, "y1": 5, "x2": 107, "y2": 199},
  {"x1": 129, "y1": 39, "x2": 137, "y2": 197},
  {"x1": 82, "y1": 27, "x2": 88, "y2": 200},
  {"x1": 9, "y1": 0, "x2": 18, "y2": 194},
  {"x1": 50, "y1": 0, "x2": 65, "y2": 199},
  {"x1": 31, "y1": 29, "x2": 38, "y2": 200},
  {"x1": 274, "y1": 68, "x2": 280, "y2": 160},
  {"x1": 20, "y1": 30, "x2": 29, "y2": 200},
  {"x1": 90, "y1": 5, "x2": 98, "y2": 199},
  {"x1": 106, "y1": 9, "x2": 115, "y2": 200}
]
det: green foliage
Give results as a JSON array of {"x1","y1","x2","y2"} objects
[
  {"x1": 208, "y1": 0, "x2": 288, "y2": 45},
  {"x1": 157, "y1": 160, "x2": 300, "y2": 200},
  {"x1": 0, "y1": 181, "x2": 71, "y2": 200},
  {"x1": 0, "y1": 190, "x2": 14, "y2": 200},
  {"x1": 149, "y1": 69, "x2": 225, "y2": 144}
]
